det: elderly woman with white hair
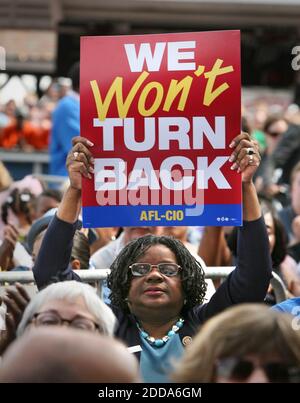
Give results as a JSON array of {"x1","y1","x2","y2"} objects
[{"x1": 0, "y1": 280, "x2": 117, "y2": 354}]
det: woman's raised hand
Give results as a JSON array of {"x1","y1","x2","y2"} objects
[
  {"x1": 229, "y1": 132, "x2": 261, "y2": 183},
  {"x1": 66, "y1": 136, "x2": 95, "y2": 190}
]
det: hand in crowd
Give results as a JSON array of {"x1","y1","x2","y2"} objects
[
  {"x1": 0, "y1": 224, "x2": 19, "y2": 271},
  {"x1": 229, "y1": 132, "x2": 261, "y2": 182},
  {"x1": 66, "y1": 136, "x2": 94, "y2": 190},
  {"x1": 0, "y1": 283, "x2": 31, "y2": 354}
]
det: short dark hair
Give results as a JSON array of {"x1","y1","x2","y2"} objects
[
  {"x1": 71, "y1": 230, "x2": 90, "y2": 270},
  {"x1": 107, "y1": 235, "x2": 207, "y2": 313}
]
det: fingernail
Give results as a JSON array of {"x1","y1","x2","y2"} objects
[
  {"x1": 229, "y1": 141, "x2": 235, "y2": 148},
  {"x1": 237, "y1": 167, "x2": 241, "y2": 173},
  {"x1": 88, "y1": 173, "x2": 92, "y2": 179},
  {"x1": 89, "y1": 166, "x2": 94, "y2": 173},
  {"x1": 90, "y1": 157, "x2": 95, "y2": 164},
  {"x1": 230, "y1": 163, "x2": 238, "y2": 170},
  {"x1": 229, "y1": 154, "x2": 235, "y2": 162},
  {"x1": 87, "y1": 140, "x2": 94, "y2": 147}
]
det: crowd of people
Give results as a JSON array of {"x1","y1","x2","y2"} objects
[
  {"x1": 1, "y1": 64, "x2": 300, "y2": 383},
  {"x1": 0, "y1": 83, "x2": 60, "y2": 151}
]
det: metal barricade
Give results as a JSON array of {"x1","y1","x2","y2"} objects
[
  {"x1": 0, "y1": 267, "x2": 288, "y2": 303},
  {"x1": 0, "y1": 269, "x2": 110, "y2": 299},
  {"x1": 0, "y1": 149, "x2": 49, "y2": 175}
]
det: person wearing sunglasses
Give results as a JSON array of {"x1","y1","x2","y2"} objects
[
  {"x1": 215, "y1": 357, "x2": 300, "y2": 383},
  {"x1": 33, "y1": 132, "x2": 272, "y2": 382},
  {"x1": 254, "y1": 115, "x2": 289, "y2": 201},
  {"x1": 172, "y1": 304, "x2": 300, "y2": 383}
]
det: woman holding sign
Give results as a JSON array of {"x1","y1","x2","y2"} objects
[{"x1": 33, "y1": 132, "x2": 272, "y2": 382}]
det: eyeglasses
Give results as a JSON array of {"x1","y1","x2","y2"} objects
[
  {"x1": 216, "y1": 357, "x2": 300, "y2": 383},
  {"x1": 129, "y1": 263, "x2": 181, "y2": 277},
  {"x1": 33, "y1": 312, "x2": 100, "y2": 332}
]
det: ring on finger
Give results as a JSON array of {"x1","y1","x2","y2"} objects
[{"x1": 246, "y1": 147, "x2": 255, "y2": 155}]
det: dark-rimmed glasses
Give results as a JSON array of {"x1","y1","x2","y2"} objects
[
  {"x1": 129, "y1": 263, "x2": 181, "y2": 277},
  {"x1": 33, "y1": 312, "x2": 100, "y2": 332}
]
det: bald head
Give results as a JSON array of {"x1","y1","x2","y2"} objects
[{"x1": 0, "y1": 327, "x2": 140, "y2": 383}]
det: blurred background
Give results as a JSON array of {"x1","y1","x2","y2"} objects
[{"x1": 0, "y1": 0, "x2": 300, "y2": 182}]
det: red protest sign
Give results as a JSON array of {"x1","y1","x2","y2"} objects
[{"x1": 80, "y1": 31, "x2": 241, "y2": 227}]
